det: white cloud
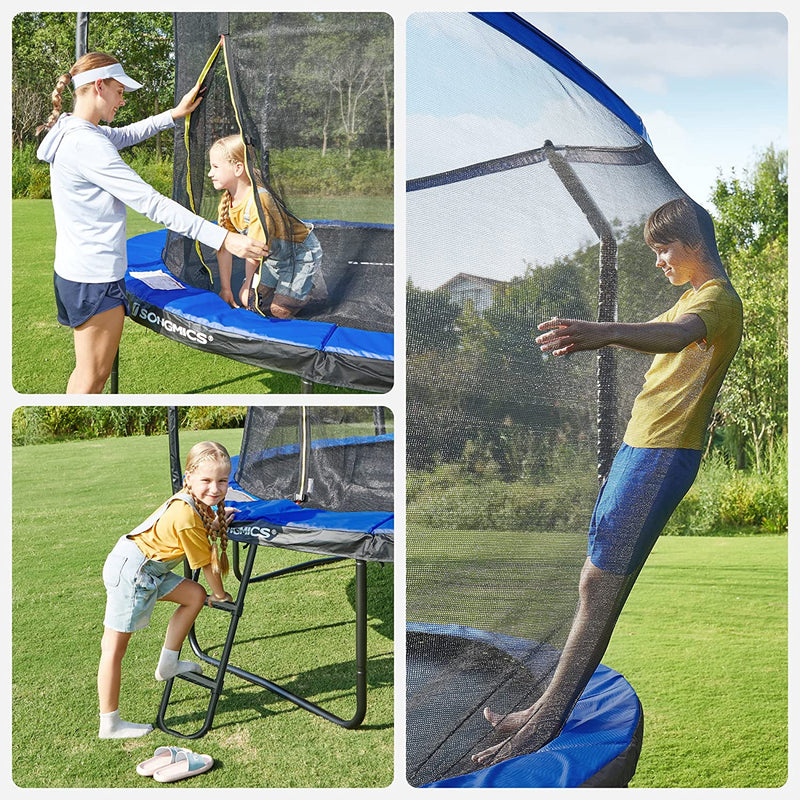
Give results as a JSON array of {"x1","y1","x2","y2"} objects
[{"x1": 528, "y1": 13, "x2": 787, "y2": 86}]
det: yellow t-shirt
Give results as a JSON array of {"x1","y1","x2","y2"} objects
[
  {"x1": 224, "y1": 187, "x2": 310, "y2": 246},
  {"x1": 132, "y1": 497, "x2": 213, "y2": 570},
  {"x1": 623, "y1": 278, "x2": 742, "y2": 450}
]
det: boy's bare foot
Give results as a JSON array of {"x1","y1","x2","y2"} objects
[{"x1": 471, "y1": 700, "x2": 564, "y2": 767}]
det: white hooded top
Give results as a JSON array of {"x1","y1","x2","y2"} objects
[{"x1": 37, "y1": 110, "x2": 227, "y2": 283}]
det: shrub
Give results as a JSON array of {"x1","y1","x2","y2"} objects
[{"x1": 663, "y1": 449, "x2": 788, "y2": 536}]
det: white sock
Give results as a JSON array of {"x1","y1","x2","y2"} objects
[
  {"x1": 155, "y1": 647, "x2": 202, "y2": 681},
  {"x1": 98, "y1": 709, "x2": 153, "y2": 739}
]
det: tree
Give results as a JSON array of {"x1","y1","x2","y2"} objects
[
  {"x1": 12, "y1": 12, "x2": 173, "y2": 155},
  {"x1": 711, "y1": 147, "x2": 788, "y2": 472}
]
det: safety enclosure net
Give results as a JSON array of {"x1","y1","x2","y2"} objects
[
  {"x1": 165, "y1": 12, "x2": 394, "y2": 333},
  {"x1": 406, "y1": 12, "x2": 711, "y2": 786},
  {"x1": 235, "y1": 406, "x2": 393, "y2": 515}
]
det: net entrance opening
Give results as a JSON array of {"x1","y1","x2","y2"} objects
[{"x1": 165, "y1": 12, "x2": 394, "y2": 333}]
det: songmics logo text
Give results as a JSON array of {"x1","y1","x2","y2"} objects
[{"x1": 131, "y1": 302, "x2": 212, "y2": 345}]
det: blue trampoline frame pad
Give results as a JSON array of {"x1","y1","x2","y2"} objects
[
  {"x1": 224, "y1": 453, "x2": 393, "y2": 563},
  {"x1": 408, "y1": 623, "x2": 643, "y2": 788},
  {"x1": 124, "y1": 230, "x2": 394, "y2": 392}
]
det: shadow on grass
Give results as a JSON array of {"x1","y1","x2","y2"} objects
[{"x1": 158, "y1": 652, "x2": 394, "y2": 736}]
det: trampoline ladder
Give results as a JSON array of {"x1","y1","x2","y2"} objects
[
  {"x1": 155, "y1": 543, "x2": 258, "y2": 739},
  {"x1": 156, "y1": 541, "x2": 368, "y2": 738}
]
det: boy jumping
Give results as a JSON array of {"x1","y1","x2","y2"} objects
[{"x1": 473, "y1": 196, "x2": 743, "y2": 766}]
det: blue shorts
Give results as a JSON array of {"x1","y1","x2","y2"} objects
[
  {"x1": 102, "y1": 535, "x2": 185, "y2": 633},
  {"x1": 54, "y1": 273, "x2": 129, "y2": 328},
  {"x1": 587, "y1": 444, "x2": 702, "y2": 575}
]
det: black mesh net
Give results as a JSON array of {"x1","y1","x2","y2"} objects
[
  {"x1": 406, "y1": 12, "x2": 712, "y2": 785},
  {"x1": 165, "y1": 12, "x2": 393, "y2": 331},
  {"x1": 236, "y1": 406, "x2": 393, "y2": 513}
]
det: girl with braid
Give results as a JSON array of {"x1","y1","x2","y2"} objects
[
  {"x1": 36, "y1": 53, "x2": 269, "y2": 393},
  {"x1": 208, "y1": 134, "x2": 322, "y2": 317},
  {"x1": 97, "y1": 441, "x2": 235, "y2": 739}
]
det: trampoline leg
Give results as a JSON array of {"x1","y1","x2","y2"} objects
[{"x1": 110, "y1": 350, "x2": 119, "y2": 394}]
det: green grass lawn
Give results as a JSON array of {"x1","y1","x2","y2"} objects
[
  {"x1": 12, "y1": 429, "x2": 394, "y2": 788},
  {"x1": 605, "y1": 534, "x2": 787, "y2": 788},
  {"x1": 11, "y1": 198, "x2": 391, "y2": 395}
]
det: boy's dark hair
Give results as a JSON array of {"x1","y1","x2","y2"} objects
[{"x1": 645, "y1": 196, "x2": 720, "y2": 263}]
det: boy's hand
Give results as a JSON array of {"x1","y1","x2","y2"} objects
[
  {"x1": 171, "y1": 80, "x2": 206, "y2": 120},
  {"x1": 535, "y1": 318, "x2": 611, "y2": 356}
]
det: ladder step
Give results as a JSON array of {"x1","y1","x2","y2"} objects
[
  {"x1": 175, "y1": 670, "x2": 218, "y2": 690},
  {"x1": 207, "y1": 598, "x2": 237, "y2": 613}
]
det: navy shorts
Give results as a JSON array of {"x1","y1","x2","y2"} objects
[
  {"x1": 587, "y1": 444, "x2": 702, "y2": 575},
  {"x1": 54, "y1": 273, "x2": 129, "y2": 328}
]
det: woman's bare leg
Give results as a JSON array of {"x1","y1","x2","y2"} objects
[{"x1": 67, "y1": 305, "x2": 125, "y2": 394}]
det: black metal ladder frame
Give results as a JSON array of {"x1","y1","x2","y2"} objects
[{"x1": 156, "y1": 540, "x2": 368, "y2": 739}]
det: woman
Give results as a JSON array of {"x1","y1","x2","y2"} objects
[{"x1": 36, "y1": 51, "x2": 269, "y2": 393}]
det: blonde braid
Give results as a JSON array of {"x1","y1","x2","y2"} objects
[
  {"x1": 217, "y1": 190, "x2": 234, "y2": 231},
  {"x1": 37, "y1": 72, "x2": 72, "y2": 134},
  {"x1": 182, "y1": 441, "x2": 232, "y2": 577},
  {"x1": 216, "y1": 497, "x2": 230, "y2": 576}
]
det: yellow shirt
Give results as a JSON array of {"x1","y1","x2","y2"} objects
[
  {"x1": 224, "y1": 187, "x2": 310, "y2": 246},
  {"x1": 623, "y1": 278, "x2": 742, "y2": 450},
  {"x1": 132, "y1": 496, "x2": 213, "y2": 570}
]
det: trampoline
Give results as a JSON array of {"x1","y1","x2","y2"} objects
[
  {"x1": 124, "y1": 12, "x2": 394, "y2": 392},
  {"x1": 157, "y1": 406, "x2": 393, "y2": 738},
  {"x1": 405, "y1": 12, "x2": 703, "y2": 787}
]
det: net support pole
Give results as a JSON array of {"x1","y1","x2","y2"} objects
[
  {"x1": 373, "y1": 407, "x2": 386, "y2": 436},
  {"x1": 168, "y1": 406, "x2": 183, "y2": 493},
  {"x1": 295, "y1": 406, "x2": 311, "y2": 502},
  {"x1": 76, "y1": 12, "x2": 120, "y2": 393},
  {"x1": 543, "y1": 141, "x2": 618, "y2": 485},
  {"x1": 75, "y1": 12, "x2": 89, "y2": 58}
]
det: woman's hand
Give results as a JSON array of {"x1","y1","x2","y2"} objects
[
  {"x1": 222, "y1": 232, "x2": 270, "y2": 260},
  {"x1": 171, "y1": 80, "x2": 206, "y2": 120}
]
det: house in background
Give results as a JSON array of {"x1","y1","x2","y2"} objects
[{"x1": 438, "y1": 272, "x2": 507, "y2": 313}]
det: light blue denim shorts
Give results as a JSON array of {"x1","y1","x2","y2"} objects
[
  {"x1": 261, "y1": 230, "x2": 322, "y2": 300},
  {"x1": 102, "y1": 535, "x2": 185, "y2": 633}
]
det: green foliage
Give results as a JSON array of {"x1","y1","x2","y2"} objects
[
  {"x1": 711, "y1": 147, "x2": 788, "y2": 472},
  {"x1": 711, "y1": 145, "x2": 788, "y2": 259},
  {"x1": 408, "y1": 457, "x2": 596, "y2": 531},
  {"x1": 119, "y1": 149, "x2": 173, "y2": 196},
  {"x1": 271, "y1": 147, "x2": 393, "y2": 197},
  {"x1": 12, "y1": 12, "x2": 174, "y2": 153},
  {"x1": 11, "y1": 144, "x2": 51, "y2": 199},
  {"x1": 664, "y1": 446, "x2": 788, "y2": 536},
  {"x1": 11, "y1": 406, "x2": 248, "y2": 446}
]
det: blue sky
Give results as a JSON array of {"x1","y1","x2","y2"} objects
[{"x1": 519, "y1": 12, "x2": 788, "y2": 208}]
